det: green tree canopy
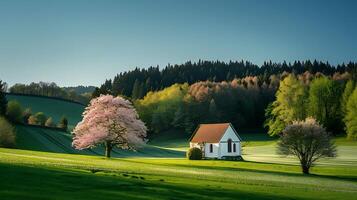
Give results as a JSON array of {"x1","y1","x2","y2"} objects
[
  {"x1": 136, "y1": 83, "x2": 189, "y2": 133},
  {"x1": 265, "y1": 74, "x2": 307, "y2": 136},
  {"x1": 341, "y1": 80, "x2": 355, "y2": 116},
  {"x1": 34, "y1": 112, "x2": 47, "y2": 126},
  {"x1": 58, "y1": 116, "x2": 68, "y2": 131},
  {"x1": 345, "y1": 87, "x2": 357, "y2": 139},
  {"x1": 6, "y1": 100, "x2": 24, "y2": 123},
  {"x1": 0, "y1": 117, "x2": 15, "y2": 148},
  {"x1": 308, "y1": 77, "x2": 343, "y2": 133}
]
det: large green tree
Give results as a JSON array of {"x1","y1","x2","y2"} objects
[
  {"x1": 58, "y1": 116, "x2": 68, "y2": 131},
  {"x1": 6, "y1": 100, "x2": 23, "y2": 123},
  {"x1": 345, "y1": 87, "x2": 357, "y2": 139},
  {"x1": 341, "y1": 80, "x2": 355, "y2": 116},
  {"x1": 0, "y1": 117, "x2": 15, "y2": 148},
  {"x1": 131, "y1": 79, "x2": 141, "y2": 100},
  {"x1": 265, "y1": 74, "x2": 307, "y2": 136},
  {"x1": 308, "y1": 77, "x2": 343, "y2": 133}
]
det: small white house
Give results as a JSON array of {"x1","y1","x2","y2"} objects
[{"x1": 189, "y1": 123, "x2": 242, "y2": 159}]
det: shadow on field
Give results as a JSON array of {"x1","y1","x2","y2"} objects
[
  {"x1": 0, "y1": 163, "x2": 303, "y2": 200},
  {"x1": 123, "y1": 159, "x2": 357, "y2": 183}
]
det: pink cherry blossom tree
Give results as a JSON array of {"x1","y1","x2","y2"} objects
[{"x1": 72, "y1": 95, "x2": 147, "y2": 158}]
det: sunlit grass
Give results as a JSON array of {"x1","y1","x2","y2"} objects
[{"x1": 0, "y1": 147, "x2": 357, "y2": 199}]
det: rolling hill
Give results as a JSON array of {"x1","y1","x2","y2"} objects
[
  {"x1": 6, "y1": 94, "x2": 85, "y2": 130},
  {"x1": 15, "y1": 124, "x2": 184, "y2": 157},
  {"x1": 5, "y1": 94, "x2": 184, "y2": 157}
]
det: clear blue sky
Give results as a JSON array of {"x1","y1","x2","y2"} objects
[{"x1": 0, "y1": 0, "x2": 356, "y2": 87}]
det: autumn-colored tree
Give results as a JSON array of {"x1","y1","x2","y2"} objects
[
  {"x1": 72, "y1": 95, "x2": 147, "y2": 158},
  {"x1": 45, "y1": 117, "x2": 54, "y2": 127},
  {"x1": 34, "y1": 112, "x2": 47, "y2": 126},
  {"x1": 27, "y1": 115, "x2": 38, "y2": 125},
  {"x1": 27, "y1": 112, "x2": 47, "y2": 125},
  {"x1": 22, "y1": 108, "x2": 32, "y2": 123}
]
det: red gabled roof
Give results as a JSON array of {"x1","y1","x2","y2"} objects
[{"x1": 190, "y1": 123, "x2": 230, "y2": 143}]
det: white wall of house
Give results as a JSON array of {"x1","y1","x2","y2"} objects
[
  {"x1": 204, "y1": 143, "x2": 219, "y2": 158},
  {"x1": 219, "y1": 126, "x2": 241, "y2": 158}
]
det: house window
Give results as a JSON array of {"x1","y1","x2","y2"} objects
[
  {"x1": 209, "y1": 144, "x2": 213, "y2": 153},
  {"x1": 227, "y1": 139, "x2": 232, "y2": 152},
  {"x1": 233, "y1": 143, "x2": 236, "y2": 152}
]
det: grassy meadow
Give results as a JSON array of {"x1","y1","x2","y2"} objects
[
  {"x1": 1, "y1": 94, "x2": 357, "y2": 199},
  {"x1": 0, "y1": 143, "x2": 357, "y2": 200},
  {"x1": 2, "y1": 126, "x2": 357, "y2": 200}
]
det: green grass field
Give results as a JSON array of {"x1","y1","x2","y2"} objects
[
  {"x1": 4, "y1": 125, "x2": 357, "y2": 199},
  {"x1": 1, "y1": 95, "x2": 357, "y2": 199},
  {"x1": 0, "y1": 146, "x2": 357, "y2": 200}
]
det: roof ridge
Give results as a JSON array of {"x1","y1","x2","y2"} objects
[
  {"x1": 190, "y1": 123, "x2": 232, "y2": 143},
  {"x1": 199, "y1": 122, "x2": 230, "y2": 125}
]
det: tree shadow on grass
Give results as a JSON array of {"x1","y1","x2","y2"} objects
[
  {"x1": 109, "y1": 145, "x2": 186, "y2": 158},
  {"x1": 0, "y1": 163, "x2": 303, "y2": 200}
]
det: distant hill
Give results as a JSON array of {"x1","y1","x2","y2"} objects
[
  {"x1": 6, "y1": 94, "x2": 85, "y2": 130},
  {"x1": 8, "y1": 82, "x2": 92, "y2": 104}
]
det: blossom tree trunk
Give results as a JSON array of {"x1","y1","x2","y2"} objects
[{"x1": 105, "y1": 141, "x2": 113, "y2": 158}]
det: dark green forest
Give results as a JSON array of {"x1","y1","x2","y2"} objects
[{"x1": 93, "y1": 60, "x2": 357, "y2": 99}]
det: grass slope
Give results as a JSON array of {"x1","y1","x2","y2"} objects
[
  {"x1": 6, "y1": 94, "x2": 85, "y2": 129},
  {"x1": 0, "y1": 148, "x2": 356, "y2": 200},
  {"x1": 15, "y1": 125, "x2": 184, "y2": 158}
]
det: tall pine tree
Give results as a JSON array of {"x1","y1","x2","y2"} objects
[
  {"x1": 131, "y1": 79, "x2": 141, "y2": 100},
  {"x1": 0, "y1": 80, "x2": 7, "y2": 116}
]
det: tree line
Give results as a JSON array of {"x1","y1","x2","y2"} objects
[
  {"x1": 93, "y1": 60, "x2": 357, "y2": 99},
  {"x1": 9, "y1": 82, "x2": 91, "y2": 104},
  {"x1": 6, "y1": 100, "x2": 68, "y2": 131}
]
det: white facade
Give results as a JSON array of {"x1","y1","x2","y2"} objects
[{"x1": 190, "y1": 125, "x2": 241, "y2": 159}]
